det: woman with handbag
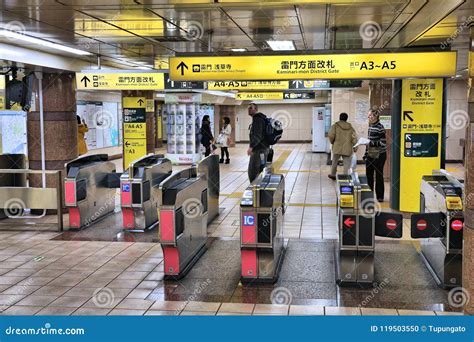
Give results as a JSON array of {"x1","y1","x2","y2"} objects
[
  {"x1": 218, "y1": 117, "x2": 232, "y2": 164},
  {"x1": 364, "y1": 109, "x2": 387, "y2": 202}
]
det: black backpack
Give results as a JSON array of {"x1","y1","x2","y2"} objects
[{"x1": 264, "y1": 117, "x2": 283, "y2": 145}]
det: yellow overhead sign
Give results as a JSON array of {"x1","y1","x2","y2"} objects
[
  {"x1": 399, "y1": 78, "x2": 443, "y2": 212},
  {"x1": 209, "y1": 81, "x2": 288, "y2": 90},
  {"x1": 75, "y1": 14, "x2": 164, "y2": 37},
  {"x1": 76, "y1": 72, "x2": 165, "y2": 90},
  {"x1": 235, "y1": 92, "x2": 284, "y2": 100},
  {"x1": 170, "y1": 51, "x2": 457, "y2": 81}
]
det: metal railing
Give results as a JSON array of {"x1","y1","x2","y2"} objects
[{"x1": 0, "y1": 169, "x2": 63, "y2": 232}]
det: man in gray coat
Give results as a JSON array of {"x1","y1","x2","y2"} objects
[{"x1": 328, "y1": 112, "x2": 357, "y2": 180}]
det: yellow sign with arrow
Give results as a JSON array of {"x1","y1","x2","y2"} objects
[
  {"x1": 170, "y1": 51, "x2": 456, "y2": 81},
  {"x1": 76, "y1": 72, "x2": 165, "y2": 90}
]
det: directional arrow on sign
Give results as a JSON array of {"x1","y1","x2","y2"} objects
[
  {"x1": 125, "y1": 141, "x2": 130, "y2": 147},
  {"x1": 137, "y1": 99, "x2": 144, "y2": 106},
  {"x1": 344, "y1": 217, "x2": 355, "y2": 227},
  {"x1": 292, "y1": 80, "x2": 303, "y2": 89},
  {"x1": 177, "y1": 61, "x2": 188, "y2": 76},
  {"x1": 81, "y1": 76, "x2": 91, "y2": 88},
  {"x1": 403, "y1": 110, "x2": 414, "y2": 122},
  {"x1": 406, "y1": 134, "x2": 412, "y2": 141}
]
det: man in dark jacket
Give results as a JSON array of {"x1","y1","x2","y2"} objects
[{"x1": 247, "y1": 103, "x2": 269, "y2": 182}]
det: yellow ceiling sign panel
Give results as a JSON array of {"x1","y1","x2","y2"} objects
[
  {"x1": 235, "y1": 92, "x2": 284, "y2": 100},
  {"x1": 469, "y1": 51, "x2": 473, "y2": 77},
  {"x1": 76, "y1": 72, "x2": 165, "y2": 90},
  {"x1": 170, "y1": 51, "x2": 457, "y2": 81},
  {"x1": 75, "y1": 14, "x2": 164, "y2": 37},
  {"x1": 208, "y1": 81, "x2": 289, "y2": 90}
]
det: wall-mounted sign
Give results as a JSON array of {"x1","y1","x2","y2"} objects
[
  {"x1": 164, "y1": 73, "x2": 205, "y2": 90},
  {"x1": 164, "y1": 93, "x2": 202, "y2": 104},
  {"x1": 399, "y1": 78, "x2": 443, "y2": 212},
  {"x1": 169, "y1": 51, "x2": 456, "y2": 81},
  {"x1": 76, "y1": 72, "x2": 165, "y2": 90},
  {"x1": 123, "y1": 97, "x2": 147, "y2": 168}
]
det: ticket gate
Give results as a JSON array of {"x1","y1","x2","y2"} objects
[
  {"x1": 240, "y1": 166, "x2": 285, "y2": 283},
  {"x1": 336, "y1": 173, "x2": 403, "y2": 287},
  {"x1": 0, "y1": 154, "x2": 26, "y2": 220},
  {"x1": 64, "y1": 154, "x2": 120, "y2": 229},
  {"x1": 159, "y1": 158, "x2": 214, "y2": 280},
  {"x1": 120, "y1": 154, "x2": 172, "y2": 232},
  {"x1": 410, "y1": 170, "x2": 464, "y2": 288},
  {"x1": 196, "y1": 154, "x2": 220, "y2": 223}
]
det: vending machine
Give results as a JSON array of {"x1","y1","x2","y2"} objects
[{"x1": 312, "y1": 106, "x2": 326, "y2": 152}]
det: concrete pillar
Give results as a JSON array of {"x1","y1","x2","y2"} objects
[
  {"x1": 463, "y1": 27, "x2": 473, "y2": 314},
  {"x1": 27, "y1": 73, "x2": 77, "y2": 187}
]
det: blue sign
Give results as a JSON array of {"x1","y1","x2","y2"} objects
[
  {"x1": 243, "y1": 214, "x2": 255, "y2": 226},
  {"x1": 122, "y1": 183, "x2": 130, "y2": 192}
]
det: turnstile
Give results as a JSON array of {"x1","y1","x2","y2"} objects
[
  {"x1": 159, "y1": 157, "x2": 217, "y2": 280},
  {"x1": 240, "y1": 166, "x2": 285, "y2": 283},
  {"x1": 64, "y1": 154, "x2": 120, "y2": 229},
  {"x1": 336, "y1": 173, "x2": 403, "y2": 287},
  {"x1": 120, "y1": 154, "x2": 172, "y2": 232},
  {"x1": 410, "y1": 170, "x2": 464, "y2": 288},
  {"x1": 196, "y1": 154, "x2": 220, "y2": 223}
]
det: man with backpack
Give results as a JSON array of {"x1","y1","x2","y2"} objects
[{"x1": 247, "y1": 103, "x2": 270, "y2": 182}]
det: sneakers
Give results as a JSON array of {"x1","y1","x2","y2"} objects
[{"x1": 328, "y1": 175, "x2": 336, "y2": 180}]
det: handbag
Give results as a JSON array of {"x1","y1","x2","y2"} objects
[{"x1": 367, "y1": 145, "x2": 381, "y2": 159}]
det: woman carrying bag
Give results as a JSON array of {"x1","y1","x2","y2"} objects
[
  {"x1": 217, "y1": 117, "x2": 232, "y2": 164},
  {"x1": 364, "y1": 109, "x2": 387, "y2": 202}
]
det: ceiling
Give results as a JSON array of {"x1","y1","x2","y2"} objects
[{"x1": 0, "y1": 0, "x2": 472, "y2": 73}]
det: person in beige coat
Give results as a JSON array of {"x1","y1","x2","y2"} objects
[{"x1": 328, "y1": 112, "x2": 357, "y2": 180}]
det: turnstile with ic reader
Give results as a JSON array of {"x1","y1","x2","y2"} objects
[
  {"x1": 240, "y1": 166, "x2": 285, "y2": 283},
  {"x1": 64, "y1": 154, "x2": 121, "y2": 229},
  {"x1": 410, "y1": 170, "x2": 464, "y2": 288},
  {"x1": 159, "y1": 159, "x2": 214, "y2": 280},
  {"x1": 336, "y1": 173, "x2": 403, "y2": 287},
  {"x1": 120, "y1": 154, "x2": 172, "y2": 232}
]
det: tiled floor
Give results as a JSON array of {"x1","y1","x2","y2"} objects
[{"x1": 0, "y1": 143, "x2": 466, "y2": 316}]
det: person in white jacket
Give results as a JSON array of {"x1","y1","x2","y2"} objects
[{"x1": 219, "y1": 117, "x2": 232, "y2": 164}]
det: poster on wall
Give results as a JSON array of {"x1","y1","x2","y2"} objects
[{"x1": 0, "y1": 111, "x2": 27, "y2": 155}]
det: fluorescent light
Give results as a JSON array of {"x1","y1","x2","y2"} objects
[
  {"x1": 231, "y1": 48, "x2": 247, "y2": 52},
  {"x1": 266, "y1": 40, "x2": 295, "y2": 51},
  {"x1": 0, "y1": 29, "x2": 92, "y2": 56}
]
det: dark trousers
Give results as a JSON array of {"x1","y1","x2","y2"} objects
[
  {"x1": 248, "y1": 150, "x2": 268, "y2": 183},
  {"x1": 203, "y1": 144, "x2": 211, "y2": 157},
  {"x1": 365, "y1": 152, "x2": 386, "y2": 200},
  {"x1": 220, "y1": 147, "x2": 229, "y2": 160}
]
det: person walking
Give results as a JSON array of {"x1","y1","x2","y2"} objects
[
  {"x1": 247, "y1": 103, "x2": 269, "y2": 183},
  {"x1": 218, "y1": 117, "x2": 232, "y2": 164},
  {"x1": 77, "y1": 115, "x2": 89, "y2": 155},
  {"x1": 364, "y1": 109, "x2": 387, "y2": 202},
  {"x1": 328, "y1": 112, "x2": 357, "y2": 180},
  {"x1": 200, "y1": 115, "x2": 214, "y2": 157}
]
